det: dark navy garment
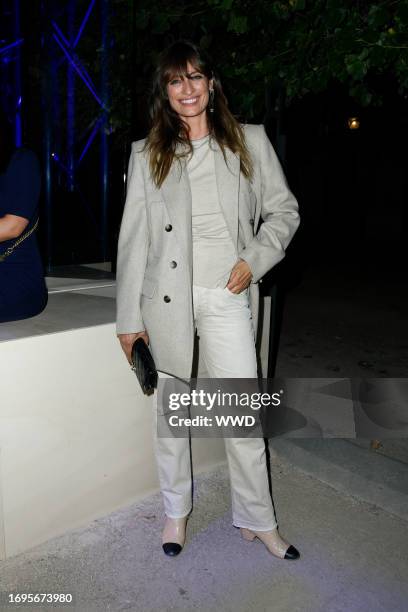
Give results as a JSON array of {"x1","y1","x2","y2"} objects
[{"x1": 0, "y1": 148, "x2": 48, "y2": 323}]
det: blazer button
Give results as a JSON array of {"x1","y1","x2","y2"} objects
[
  {"x1": 249, "y1": 218, "x2": 254, "y2": 225},
  {"x1": 163, "y1": 295, "x2": 171, "y2": 303},
  {"x1": 165, "y1": 224, "x2": 172, "y2": 232},
  {"x1": 170, "y1": 260, "x2": 177, "y2": 268}
]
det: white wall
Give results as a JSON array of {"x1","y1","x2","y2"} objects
[{"x1": 0, "y1": 323, "x2": 228, "y2": 559}]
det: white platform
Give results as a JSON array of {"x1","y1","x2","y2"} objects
[{"x1": 0, "y1": 270, "x2": 271, "y2": 559}]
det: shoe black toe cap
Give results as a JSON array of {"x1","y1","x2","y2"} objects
[
  {"x1": 284, "y1": 545, "x2": 300, "y2": 560},
  {"x1": 162, "y1": 542, "x2": 183, "y2": 556}
]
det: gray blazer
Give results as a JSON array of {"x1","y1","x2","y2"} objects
[{"x1": 116, "y1": 123, "x2": 300, "y2": 380}]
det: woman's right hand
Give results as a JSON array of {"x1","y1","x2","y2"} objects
[{"x1": 117, "y1": 331, "x2": 150, "y2": 365}]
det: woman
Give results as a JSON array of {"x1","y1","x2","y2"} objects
[
  {"x1": 0, "y1": 110, "x2": 48, "y2": 323},
  {"x1": 116, "y1": 40, "x2": 300, "y2": 559}
]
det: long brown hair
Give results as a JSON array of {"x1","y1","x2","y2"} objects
[{"x1": 143, "y1": 39, "x2": 254, "y2": 188}]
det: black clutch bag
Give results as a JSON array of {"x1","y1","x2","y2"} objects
[{"x1": 131, "y1": 337, "x2": 158, "y2": 395}]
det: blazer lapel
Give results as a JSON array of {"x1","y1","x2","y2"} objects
[
  {"x1": 160, "y1": 153, "x2": 193, "y2": 277},
  {"x1": 159, "y1": 138, "x2": 241, "y2": 272}
]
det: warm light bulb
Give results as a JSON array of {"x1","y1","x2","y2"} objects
[{"x1": 348, "y1": 117, "x2": 360, "y2": 130}]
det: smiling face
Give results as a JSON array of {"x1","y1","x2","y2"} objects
[{"x1": 166, "y1": 60, "x2": 213, "y2": 121}]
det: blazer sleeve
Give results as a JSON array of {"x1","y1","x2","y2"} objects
[
  {"x1": 238, "y1": 124, "x2": 300, "y2": 283},
  {"x1": 116, "y1": 143, "x2": 149, "y2": 335}
]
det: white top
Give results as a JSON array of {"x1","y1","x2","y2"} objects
[{"x1": 186, "y1": 135, "x2": 238, "y2": 288}]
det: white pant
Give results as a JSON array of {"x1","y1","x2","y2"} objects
[{"x1": 152, "y1": 285, "x2": 278, "y2": 531}]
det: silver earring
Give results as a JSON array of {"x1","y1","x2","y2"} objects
[{"x1": 209, "y1": 89, "x2": 215, "y2": 113}]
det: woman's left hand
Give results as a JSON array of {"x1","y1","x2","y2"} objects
[{"x1": 226, "y1": 259, "x2": 253, "y2": 294}]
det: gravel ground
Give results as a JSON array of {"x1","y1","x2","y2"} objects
[
  {"x1": 274, "y1": 259, "x2": 408, "y2": 464},
  {"x1": 276, "y1": 260, "x2": 408, "y2": 379},
  {"x1": 0, "y1": 458, "x2": 407, "y2": 612}
]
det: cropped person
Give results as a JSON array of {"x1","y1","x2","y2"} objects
[{"x1": 0, "y1": 110, "x2": 47, "y2": 323}]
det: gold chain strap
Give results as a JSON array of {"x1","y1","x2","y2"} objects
[{"x1": 0, "y1": 218, "x2": 39, "y2": 262}]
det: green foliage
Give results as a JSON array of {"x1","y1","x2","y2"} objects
[{"x1": 106, "y1": 0, "x2": 408, "y2": 134}]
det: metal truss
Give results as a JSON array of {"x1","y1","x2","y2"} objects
[
  {"x1": 41, "y1": 0, "x2": 110, "y2": 266},
  {"x1": 0, "y1": 0, "x2": 23, "y2": 146}
]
